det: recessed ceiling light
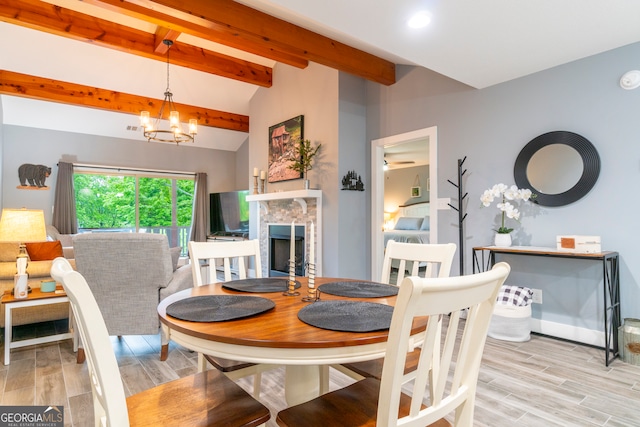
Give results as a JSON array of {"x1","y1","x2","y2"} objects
[{"x1": 408, "y1": 10, "x2": 432, "y2": 29}]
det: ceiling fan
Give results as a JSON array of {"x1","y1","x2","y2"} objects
[{"x1": 384, "y1": 153, "x2": 416, "y2": 168}]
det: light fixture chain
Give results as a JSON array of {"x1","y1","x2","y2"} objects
[
  {"x1": 166, "y1": 41, "x2": 171, "y2": 93},
  {"x1": 140, "y1": 38, "x2": 196, "y2": 144}
]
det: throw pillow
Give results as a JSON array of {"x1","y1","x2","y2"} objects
[
  {"x1": 25, "y1": 241, "x2": 64, "y2": 261},
  {"x1": 420, "y1": 217, "x2": 430, "y2": 231},
  {"x1": 394, "y1": 217, "x2": 423, "y2": 230},
  {"x1": 169, "y1": 246, "x2": 182, "y2": 272}
]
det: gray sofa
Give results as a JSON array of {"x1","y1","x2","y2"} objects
[{"x1": 72, "y1": 232, "x2": 192, "y2": 360}]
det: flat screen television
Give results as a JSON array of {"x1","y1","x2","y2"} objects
[{"x1": 209, "y1": 190, "x2": 250, "y2": 235}]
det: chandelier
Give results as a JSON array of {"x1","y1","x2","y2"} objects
[{"x1": 140, "y1": 40, "x2": 197, "y2": 144}]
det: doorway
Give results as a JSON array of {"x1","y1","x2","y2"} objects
[{"x1": 370, "y1": 127, "x2": 438, "y2": 279}]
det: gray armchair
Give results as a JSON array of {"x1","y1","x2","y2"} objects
[{"x1": 72, "y1": 232, "x2": 192, "y2": 361}]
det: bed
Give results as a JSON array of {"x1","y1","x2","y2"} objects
[
  {"x1": 383, "y1": 218, "x2": 430, "y2": 246},
  {"x1": 383, "y1": 202, "x2": 430, "y2": 247}
]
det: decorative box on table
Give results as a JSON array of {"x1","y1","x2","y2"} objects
[{"x1": 556, "y1": 235, "x2": 601, "y2": 253}]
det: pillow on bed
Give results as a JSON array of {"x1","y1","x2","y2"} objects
[
  {"x1": 420, "y1": 218, "x2": 430, "y2": 231},
  {"x1": 394, "y1": 217, "x2": 423, "y2": 230}
]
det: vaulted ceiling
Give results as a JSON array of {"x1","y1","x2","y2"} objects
[{"x1": 2, "y1": 0, "x2": 640, "y2": 150}]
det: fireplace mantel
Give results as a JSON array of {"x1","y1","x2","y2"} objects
[{"x1": 247, "y1": 190, "x2": 321, "y2": 214}]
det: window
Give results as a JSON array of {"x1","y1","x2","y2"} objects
[{"x1": 74, "y1": 171, "x2": 195, "y2": 254}]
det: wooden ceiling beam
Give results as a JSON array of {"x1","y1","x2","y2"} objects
[
  {"x1": 154, "y1": 27, "x2": 181, "y2": 54},
  {"x1": 87, "y1": 0, "x2": 396, "y2": 85},
  {"x1": 83, "y1": 0, "x2": 309, "y2": 69},
  {"x1": 0, "y1": 70, "x2": 249, "y2": 132},
  {"x1": 0, "y1": 0, "x2": 272, "y2": 87}
]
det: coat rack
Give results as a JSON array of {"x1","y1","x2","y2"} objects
[{"x1": 447, "y1": 157, "x2": 468, "y2": 274}]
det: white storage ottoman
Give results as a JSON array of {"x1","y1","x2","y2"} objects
[{"x1": 488, "y1": 285, "x2": 533, "y2": 342}]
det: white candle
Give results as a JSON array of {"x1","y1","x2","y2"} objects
[
  {"x1": 260, "y1": 170, "x2": 266, "y2": 180},
  {"x1": 309, "y1": 222, "x2": 315, "y2": 288},
  {"x1": 289, "y1": 221, "x2": 295, "y2": 280},
  {"x1": 253, "y1": 167, "x2": 259, "y2": 177}
]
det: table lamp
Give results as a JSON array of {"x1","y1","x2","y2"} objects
[{"x1": 0, "y1": 208, "x2": 47, "y2": 275}]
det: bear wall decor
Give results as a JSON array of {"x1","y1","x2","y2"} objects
[{"x1": 17, "y1": 164, "x2": 52, "y2": 190}]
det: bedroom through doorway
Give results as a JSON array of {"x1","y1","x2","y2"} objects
[{"x1": 370, "y1": 127, "x2": 438, "y2": 279}]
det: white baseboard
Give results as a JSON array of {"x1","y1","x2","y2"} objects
[{"x1": 531, "y1": 318, "x2": 606, "y2": 348}]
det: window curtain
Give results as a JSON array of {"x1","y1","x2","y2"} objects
[
  {"x1": 190, "y1": 172, "x2": 208, "y2": 242},
  {"x1": 52, "y1": 162, "x2": 78, "y2": 234}
]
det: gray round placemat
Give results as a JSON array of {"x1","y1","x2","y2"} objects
[
  {"x1": 297, "y1": 301, "x2": 393, "y2": 332},
  {"x1": 222, "y1": 278, "x2": 301, "y2": 293},
  {"x1": 317, "y1": 281, "x2": 399, "y2": 298},
  {"x1": 166, "y1": 295, "x2": 275, "y2": 322}
]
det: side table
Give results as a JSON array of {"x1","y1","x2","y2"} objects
[
  {"x1": 2, "y1": 285, "x2": 77, "y2": 365},
  {"x1": 472, "y1": 245, "x2": 620, "y2": 366}
]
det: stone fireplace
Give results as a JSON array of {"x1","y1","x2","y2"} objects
[{"x1": 247, "y1": 190, "x2": 322, "y2": 277}]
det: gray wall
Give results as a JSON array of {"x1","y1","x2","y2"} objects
[
  {"x1": 1, "y1": 125, "x2": 238, "y2": 224},
  {"x1": 249, "y1": 62, "x2": 344, "y2": 277},
  {"x1": 337, "y1": 72, "x2": 369, "y2": 278},
  {"x1": 367, "y1": 42, "x2": 640, "y2": 328},
  {"x1": 235, "y1": 137, "x2": 250, "y2": 191}
]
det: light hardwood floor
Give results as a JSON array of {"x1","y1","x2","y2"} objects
[{"x1": 2, "y1": 320, "x2": 640, "y2": 426}]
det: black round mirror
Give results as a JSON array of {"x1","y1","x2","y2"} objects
[{"x1": 514, "y1": 131, "x2": 600, "y2": 207}]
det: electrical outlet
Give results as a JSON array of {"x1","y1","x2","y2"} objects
[{"x1": 532, "y1": 289, "x2": 543, "y2": 304}]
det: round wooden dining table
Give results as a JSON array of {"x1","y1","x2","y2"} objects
[{"x1": 157, "y1": 277, "x2": 427, "y2": 406}]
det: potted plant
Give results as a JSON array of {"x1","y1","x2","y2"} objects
[
  {"x1": 480, "y1": 183, "x2": 535, "y2": 247},
  {"x1": 286, "y1": 139, "x2": 321, "y2": 189}
]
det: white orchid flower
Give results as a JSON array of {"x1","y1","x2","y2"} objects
[
  {"x1": 519, "y1": 188, "x2": 532, "y2": 201},
  {"x1": 492, "y1": 183, "x2": 507, "y2": 196},
  {"x1": 503, "y1": 185, "x2": 520, "y2": 200},
  {"x1": 480, "y1": 190, "x2": 495, "y2": 207},
  {"x1": 481, "y1": 183, "x2": 535, "y2": 235}
]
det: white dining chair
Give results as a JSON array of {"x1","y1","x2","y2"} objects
[
  {"x1": 382, "y1": 240, "x2": 457, "y2": 284},
  {"x1": 276, "y1": 262, "x2": 511, "y2": 427},
  {"x1": 50, "y1": 257, "x2": 270, "y2": 427},
  {"x1": 188, "y1": 239, "x2": 272, "y2": 397},
  {"x1": 334, "y1": 240, "x2": 457, "y2": 381},
  {"x1": 189, "y1": 239, "x2": 262, "y2": 285}
]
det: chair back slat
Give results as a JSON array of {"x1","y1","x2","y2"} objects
[
  {"x1": 51, "y1": 257, "x2": 130, "y2": 427},
  {"x1": 381, "y1": 240, "x2": 457, "y2": 285},
  {"x1": 188, "y1": 240, "x2": 262, "y2": 286},
  {"x1": 377, "y1": 262, "x2": 510, "y2": 427}
]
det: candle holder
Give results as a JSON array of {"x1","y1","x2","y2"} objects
[
  {"x1": 302, "y1": 262, "x2": 318, "y2": 302},
  {"x1": 253, "y1": 176, "x2": 259, "y2": 195},
  {"x1": 283, "y1": 259, "x2": 300, "y2": 296},
  {"x1": 260, "y1": 178, "x2": 266, "y2": 194}
]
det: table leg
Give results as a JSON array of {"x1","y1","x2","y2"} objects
[
  {"x1": 197, "y1": 352, "x2": 207, "y2": 373},
  {"x1": 285, "y1": 365, "x2": 320, "y2": 406},
  {"x1": 4, "y1": 304, "x2": 11, "y2": 365},
  {"x1": 319, "y1": 365, "x2": 330, "y2": 395}
]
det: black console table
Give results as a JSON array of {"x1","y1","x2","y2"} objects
[{"x1": 472, "y1": 246, "x2": 620, "y2": 366}]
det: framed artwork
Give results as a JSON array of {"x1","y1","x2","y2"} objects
[
  {"x1": 268, "y1": 115, "x2": 304, "y2": 183},
  {"x1": 411, "y1": 186, "x2": 421, "y2": 198}
]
